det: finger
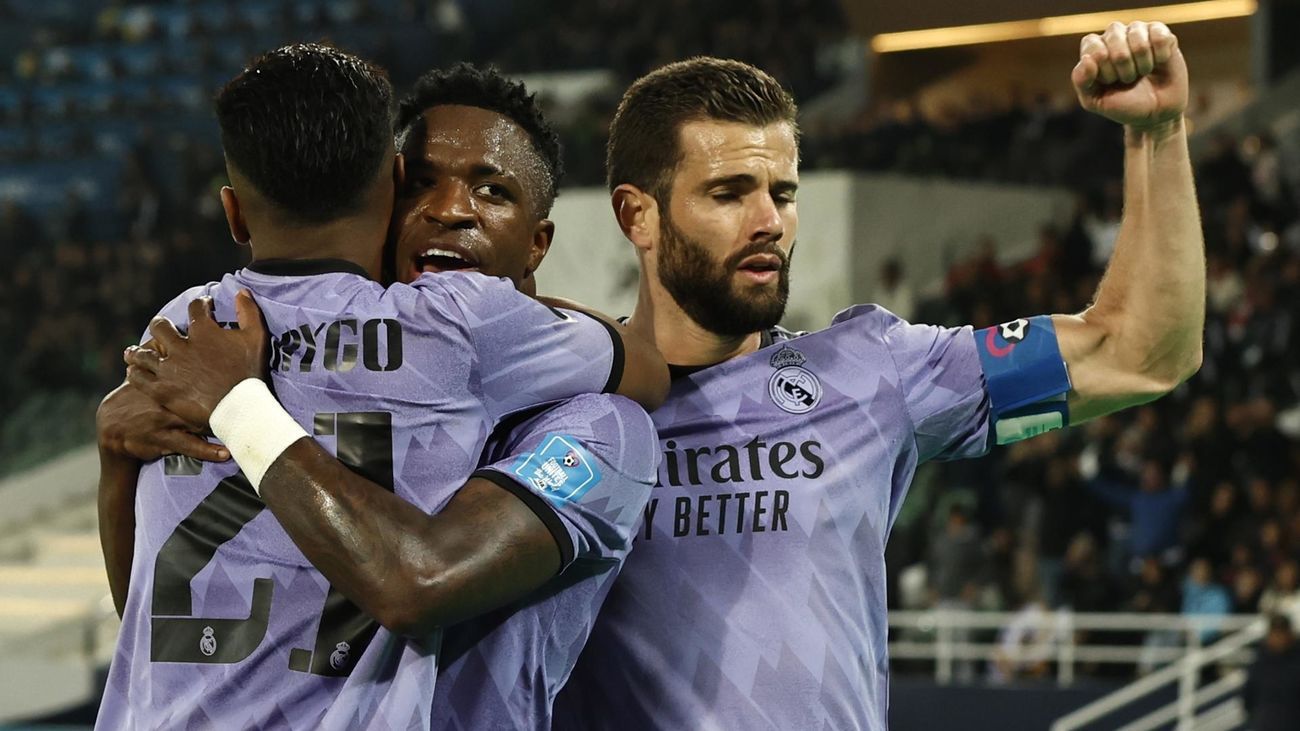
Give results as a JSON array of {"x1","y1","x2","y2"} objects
[
  {"x1": 147, "y1": 316, "x2": 186, "y2": 351},
  {"x1": 234, "y1": 289, "x2": 268, "y2": 335},
  {"x1": 1104, "y1": 22, "x2": 1137, "y2": 84},
  {"x1": 1080, "y1": 34, "x2": 1116, "y2": 85},
  {"x1": 1072, "y1": 55, "x2": 1100, "y2": 93},
  {"x1": 158, "y1": 430, "x2": 231, "y2": 462},
  {"x1": 188, "y1": 296, "x2": 219, "y2": 332},
  {"x1": 139, "y1": 337, "x2": 167, "y2": 358},
  {"x1": 125, "y1": 363, "x2": 158, "y2": 390},
  {"x1": 1149, "y1": 22, "x2": 1176, "y2": 65},
  {"x1": 124, "y1": 345, "x2": 164, "y2": 374},
  {"x1": 1127, "y1": 22, "x2": 1155, "y2": 77}
]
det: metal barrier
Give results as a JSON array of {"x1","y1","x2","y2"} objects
[{"x1": 887, "y1": 608, "x2": 1265, "y2": 731}]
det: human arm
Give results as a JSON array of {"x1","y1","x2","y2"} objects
[
  {"x1": 123, "y1": 296, "x2": 657, "y2": 635},
  {"x1": 1052, "y1": 21, "x2": 1203, "y2": 422},
  {"x1": 95, "y1": 374, "x2": 231, "y2": 616}
]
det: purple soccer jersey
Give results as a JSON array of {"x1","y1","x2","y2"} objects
[
  {"x1": 96, "y1": 261, "x2": 622, "y2": 731},
  {"x1": 430, "y1": 393, "x2": 658, "y2": 730},
  {"x1": 554, "y1": 305, "x2": 991, "y2": 731}
]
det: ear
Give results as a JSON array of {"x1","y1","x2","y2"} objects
[
  {"x1": 524, "y1": 218, "x2": 555, "y2": 277},
  {"x1": 392, "y1": 151, "x2": 406, "y2": 190},
  {"x1": 612, "y1": 183, "x2": 658, "y2": 254},
  {"x1": 220, "y1": 186, "x2": 250, "y2": 245}
]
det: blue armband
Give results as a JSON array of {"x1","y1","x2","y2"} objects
[{"x1": 973, "y1": 316, "x2": 1072, "y2": 445}]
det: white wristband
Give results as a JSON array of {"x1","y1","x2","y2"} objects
[{"x1": 209, "y1": 378, "x2": 309, "y2": 494}]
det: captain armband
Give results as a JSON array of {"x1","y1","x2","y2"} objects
[{"x1": 972, "y1": 316, "x2": 1072, "y2": 446}]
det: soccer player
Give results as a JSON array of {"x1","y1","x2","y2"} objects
[
  {"x1": 96, "y1": 46, "x2": 665, "y2": 729},
  {"x1": 101, "y1": 64, "x2": 660, "y2": 729},
  {"x1": 553, "y1": 23, "x2": 1203, "y2": 730}
]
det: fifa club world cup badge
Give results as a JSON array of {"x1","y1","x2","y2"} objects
[{"x1": 768, "y1": 346, "x2": 822, "y2": 414}]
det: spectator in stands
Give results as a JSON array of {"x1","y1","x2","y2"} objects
[
  {"x1": 1260, "y1": 560, "x2": 1300, "y2": 624},
  {"x1": 1244, "y1": 614, "x2": 1300, "y2": 731},
  {"x1": 1181, "y1": 558, "x2": 1232, "y2": 644},
  {"x1": 873, "y1": 258, "x2": 914, "y2": 322},
  {"x1": 1231, "y1": 565, "x2": 1265, "y2": 614},
  {"x1": 928, "y1": 504, "x2": 983, "y2": 608},
  {"x1": 927, "y1": 503, "x2": 983, "y2": 682},
  {"x1": 1084, "y1": 458, "x2": 1189, "y2": 570},
  {"x1": 1129, "y1": 557, "x2": 1182, "y2": 674},
  {"x1": 989, "y1": 588, "x2": 1059, "y2": 685},
  {"x1": 1059, "y1": 533, "x2": 1115, "y2": 613}
]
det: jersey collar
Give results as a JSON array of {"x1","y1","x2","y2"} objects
[
  {"x1": 245, "y1": 258, "x2": 370, "y2": 278},
  {"x1": 666, "y1": 327, "x2": 783, "y2": 381}
]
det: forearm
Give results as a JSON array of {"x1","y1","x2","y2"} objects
[
  {"x1": 97, "y1": 449, "x2": 141, "y2": 617},
  {"x1": 257, "y1": 440, "x2": 557, "y2": 635},
  {"x1": 1063, "y1": 119, "x2": 1204, "y2": 419}
]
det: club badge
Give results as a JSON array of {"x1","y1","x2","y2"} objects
[{"x1": 768, "y1": 347, "x2": 822, "y2": 414}]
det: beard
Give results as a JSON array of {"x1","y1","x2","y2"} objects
[{"x1": 655, "y1": 213, "x2": 792, "y2": 337}]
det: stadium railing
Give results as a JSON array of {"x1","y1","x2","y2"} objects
[{"x1": 888, "y1": 608, "x2": 1265, "y2": 730}]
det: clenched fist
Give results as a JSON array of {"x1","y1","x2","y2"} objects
[{"x1": 1072, "y1": 21, "x2": 1188, "y2": 131}]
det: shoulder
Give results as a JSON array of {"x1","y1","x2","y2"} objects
[
  {"x1": 152, "y1": 277, "x2": 231, "y2": 322},
  {"x1": 513, "y1": 394, "x2": 654, "y2": 445}
]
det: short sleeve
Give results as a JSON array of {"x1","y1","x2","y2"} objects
[
  {"x1": 868, "y1": 307, "x2": 992, "y2": 462},
  {"x1": 472, "y1": 394, "x2": 658, "y2": 569},
  {"x1": 421, "y1": 272, "x2": 623, "y2": 421}
]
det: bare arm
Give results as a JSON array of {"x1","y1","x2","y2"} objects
[
  {"x1": 95, "y1": 381, "x2": 229, "y2": 616},
  {"x1": 1053, "y1": 21, "x2": 1204, "y2": 423},
  {"x1": 253, "y1": 439, "x2": 560, "y2": 636},
  {"x1": 97, "y1": 448, "x2": 139, "y2": 618},
  {"x1": 122, "y1": 293, "x2": 576, "y2": 636}
]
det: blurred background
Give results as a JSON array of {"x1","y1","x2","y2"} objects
[{"x1": 1, "y1": 1, "x2": 1298, "y2": 729}]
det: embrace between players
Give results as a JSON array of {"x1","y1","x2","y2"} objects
[{"x1": 95, "y1": 20, "x2": 1203, "y2": 731}]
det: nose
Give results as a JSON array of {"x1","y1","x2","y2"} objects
[
  {"x1": 747, "y1": 194, "x2": 784, "y2": 244},
  {"x1": 416, "y1": 181, "x2": 475, "y2": 229}
]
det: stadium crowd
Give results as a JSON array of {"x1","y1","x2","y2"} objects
[
  {"x1": 888, "y1": 124, "x2": 1300, "y2": 679},
  {"x1": 2, "y1": 0, "x2": 1300, "y2": 686}
]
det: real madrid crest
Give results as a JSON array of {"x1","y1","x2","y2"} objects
[{"x1": 768, "y1": 346, "x2": 822, "y2": 414}]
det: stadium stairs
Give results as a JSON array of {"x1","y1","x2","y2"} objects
[{"x1": 0, "y1": 446, "x2": 116, "y2": 724}]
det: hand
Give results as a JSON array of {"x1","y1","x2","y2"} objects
[
  {"x1": 96, "y1": 382, "x2": 230, "y2": 462},
  {"x1": 124, "y1": 290, "x2": 269, "y2": 431},
  {"x1": 1072, "y1": 21, "x2": 1188, "y2": 132}
]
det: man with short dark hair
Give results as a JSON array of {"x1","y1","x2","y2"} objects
[
  {"x1": 96, "y1": 46, "x2": 665, "y2": 729},
  {"x1": 557, "y1": 24, "x2": 1204, "y2": 728},
  {"x1": 1244, "y1": 614, "x2": 1300, "y2": 731}
]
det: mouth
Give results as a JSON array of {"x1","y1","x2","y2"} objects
[
  {"x1": 413, "y1": 245, "x2": 480, "y2": 275},
  {"x1": 734, "y1": 253, "x2": 783, "y2": 284}
]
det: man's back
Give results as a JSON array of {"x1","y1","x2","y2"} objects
[{"x1": 99, "y1": 260, "x2": 620, "y2": 729}]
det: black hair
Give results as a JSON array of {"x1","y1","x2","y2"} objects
[
  {"x1": 396, "y1": 63, "x2": 563, "y2": 214},
  {"x1": 215, "y1": 43, "x2": 394, "y2": 224}
]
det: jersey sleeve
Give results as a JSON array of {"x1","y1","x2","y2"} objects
[
  {"x1": 471, "y1": 394, "x2": 658, "y2": 569},
  {"x1": 833, "y1": 304, "x2": 992, "y2": 462},
  {"x1": 420, "y1": 272, "x2": 624, "y2": 421}
]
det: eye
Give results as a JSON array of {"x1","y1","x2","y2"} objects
[
  {"x1": 410, "y1": 176, "x2": 435, "y2": 190},
  {"x1": 775, "y1": 191, "x2": 797, "y2": 205},
  {"x1": 474, "y1": 183, "x2": 512, "y2": 201},
  {"x1": 710, "y1": 190, "x2": 740, "y2": 202}
]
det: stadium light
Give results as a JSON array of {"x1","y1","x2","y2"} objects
[{"x1": 870, "y1": 0, "x2": 1258, "y2": 53}]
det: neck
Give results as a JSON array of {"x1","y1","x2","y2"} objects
[
  {"x1": 248, "y1": 215, "x2": 386, "y2": 280},
  {"x1": 626, "y1": 268, "x2": 763, "y2": 367}
]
